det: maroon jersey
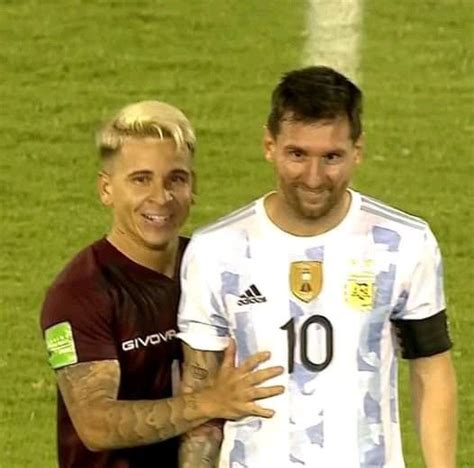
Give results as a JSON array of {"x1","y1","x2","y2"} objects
[{"x1": 40, "y1": 237, "x2": 189, "y2": 468}]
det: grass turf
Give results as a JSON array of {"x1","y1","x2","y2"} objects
[{"x1": 0, "y1": 1, "x2": 472, "y2": 466}]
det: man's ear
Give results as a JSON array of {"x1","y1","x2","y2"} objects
[
  {"x1": 98, "y1": 171, "x2": 113, "y2": 206},
  {"x1": 353, "y1": 133, "x2": 364, "y2": 165},
  {"x1": 263, "y1": 127, "x2": 277, "y2": 163}
]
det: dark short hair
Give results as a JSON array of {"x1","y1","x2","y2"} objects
[{"x1": 267, "y1": 66, "x2": 363, "y2": 141}]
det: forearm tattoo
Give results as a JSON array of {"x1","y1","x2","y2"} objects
[
  {"x1": 180, "y1": 421, "x2": 224, "y2": 468},
  {"x1": 57, "y1": 360, "x2": 210, "y2": 450},
  {"x1": 191, "y1": 364, "x2": 209, "y2": 380},
  {"x1": 179, "y1": 347, "x2": 224, "y2": 468}
]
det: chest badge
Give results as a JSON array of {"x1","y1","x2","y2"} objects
[
  {"x1": 289, "y1": 261, "x2": 323, "y2": 303},
  {"x1": 345, "y1": 271, "x2": 376, "y2": 311}
]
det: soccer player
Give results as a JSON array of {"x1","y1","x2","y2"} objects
[
  {"x1": 40, "y1": 100, "x2": 284, "y2": 468},
  {"x1": 178, "y1": 67, "x2": 458, "y2": 467}
]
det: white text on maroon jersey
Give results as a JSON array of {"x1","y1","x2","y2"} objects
[{"x1": 121, "y1": 329, "x2": 177, "y2": 352}]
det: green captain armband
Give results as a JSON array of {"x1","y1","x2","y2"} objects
[{"x1": 45, "y1": 322, "x2": 78, "y2": 369}]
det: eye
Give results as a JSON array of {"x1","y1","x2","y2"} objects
[
  {"x1": 169, "y1": 173, "x2": 189, "y2": 185},
  {"x1": 323, "y1": 153, "x2": 343, "y2": 164},
  {"x1": 131, "y1": 174, "x2": 152, "y2": 185},
  {"x1": 288, "y1": 148, "x2": 304, "y2": 159}
]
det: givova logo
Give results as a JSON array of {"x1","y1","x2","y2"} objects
[{"x1": 121, "y1": 329, "x2": 177, "y2": 352}]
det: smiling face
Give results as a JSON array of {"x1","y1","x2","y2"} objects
[
  {"x1": 264, "y1": 114, "x2": 362, "y2": 235},
  {"x1": 99, "y1": 136, "x2": 193, "y2": 257}
]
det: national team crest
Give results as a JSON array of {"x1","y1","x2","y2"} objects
[
  {"x1": 289, "y1": 261, "x2": 323, "y2": 303},
  {"x1": 345, "y1": 272, "x2": 376, "y2": 311}
]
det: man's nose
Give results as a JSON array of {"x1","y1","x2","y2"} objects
[
  {"x1": 149, "y1": 180, "x2": 173, "y2": 204},
  {"x1": 303, "y1": 158, "x2": 324, "y2": 189}
]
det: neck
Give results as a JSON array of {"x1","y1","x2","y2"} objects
[
  {"x1": 106, "y1": 229, "x2": 179, "y2": 277},
  {"x1": 265, "y1": 190, "x2": 352, "y2": 237}
]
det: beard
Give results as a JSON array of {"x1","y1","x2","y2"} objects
[{"x1": 284, "y1": 185, "x2": 346, "y2": 221}]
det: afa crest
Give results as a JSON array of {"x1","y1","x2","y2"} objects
[
  {"x1": 345, "y1": 272, "x2": 375, "y2": 311},
  {"x1": 289, "y1": 261, "x2": 323, "y2": 303}
]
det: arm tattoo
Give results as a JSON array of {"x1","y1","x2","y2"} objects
[
  {"x1": 191, "y1": 364, "x2": 209, "y2": 380},
  {"x1": 179, "y1": 346, "x2": 224, "y2": 468},
  {"x1": 56, "y1": 359, "x2": 213, "y2": 451},
  {"x1": 180, "y1": 421, "x2": 224, "y2": 468}
]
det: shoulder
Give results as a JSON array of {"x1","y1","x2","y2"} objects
[
  {"x1": 359, "y1": 193, "x2": 428, "y2": 232},
  {"x1": 48, "y1": 239, "x2": 107, "y2": 291},
  {"x1": 185, "y1": 201, "x2": 260, "y2": 265},
  {"x1": 354, "y1": 193, "x2": 442, "y2": 265},
  {"x1": 40, "y1": 240, "x2": 110, "y2": 330},
  {"x1": 357, "y1": 193, "x2": 434, "y2": 245},
  {"x1": 194, "y1": 200, "x2": 259, "y2": 245},
  {"x1": 195, "y1": 200, "x2": 258, "y2": 236}
]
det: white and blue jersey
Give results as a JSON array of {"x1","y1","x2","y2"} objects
[{"x1": 178, "y1": 190, "x2": 446, "y2": 468}]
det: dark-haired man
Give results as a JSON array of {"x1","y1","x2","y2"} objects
[
  {"x1": 40, "y1": 100, "x2": 284, "y2": 468},
  {"x1": 178, "y1": 67, "x2": 457, "y2": 467}
]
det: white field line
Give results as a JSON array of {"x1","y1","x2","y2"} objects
[{"x1": 303, "y1": 0, "x2": 363, "y2": 84}]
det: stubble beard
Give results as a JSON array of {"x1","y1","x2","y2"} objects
[
  {"x1": 291, "y1": 190, "x2": 333, "y2": 221},
  {"x1": 294, "y1": 199, "x2": 333, "y2": 221},
  {"x1": 287, "y1": 186, "x2": 348, "y2": 223}
]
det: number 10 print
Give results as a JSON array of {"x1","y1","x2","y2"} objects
[{"x1": 280, "y1": 316, "x2": 334, "y2": 373}]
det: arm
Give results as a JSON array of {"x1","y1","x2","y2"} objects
[
  {"x1": 179, "y1": 346, "x2": 224, "y2": 468},
  {"x1": 179, "y1": 340, "x2": 283, "y2": 468},
  {"x1": 57, "y1": 359, "x2": 216, "y2": 451},
  {"x1": 409, "y1": 350, "x2": 457, "y2": 468},
  {"x1": 58, "y1": 341, "x2": 283, "y2": 452}
]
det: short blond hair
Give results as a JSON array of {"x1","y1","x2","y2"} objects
[{"x1": 97, "y1": 100, "x2": 196, "y2": 161}]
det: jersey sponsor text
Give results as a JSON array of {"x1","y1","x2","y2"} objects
[{"x1": 121, "y1": 329, "x2": 177, "y2": 352}]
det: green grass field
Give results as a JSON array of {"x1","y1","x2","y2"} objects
[{"x1": 0, "y1": 1, "x2": 472, "y2": 466}]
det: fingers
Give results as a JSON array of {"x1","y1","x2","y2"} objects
[
  {"x1": 225, "y1": 384, "x2": 284, "y2": 420},
  {"x1": 238, "y1": 350, "x2": 272, "y2": 373},
  {"x1": 247, "y1": 384, "x2": 285, "y2": 401},
  {"x1": 251, "y1": 407, "x2": 275, "y2": 418},
  {"x1": 215, "y1": 346, "x2": 286, "y2": 421},
  {"x1": 244, "y1": 402, "x2": 280, "y2": 419},
  {"x1": 221, "y1": 338, "x2": 236, "y2": 369},
  {"x1": 244, "y1": 365, "x2": 284, "y2": 386}
]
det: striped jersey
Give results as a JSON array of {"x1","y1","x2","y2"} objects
[{"x1": 178, "y1": 190, "x2": 446, "y2": 468}]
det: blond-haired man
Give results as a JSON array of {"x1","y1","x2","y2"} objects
[{"x1": 40, "y1": 101, "x2": 283, "y2": 468}]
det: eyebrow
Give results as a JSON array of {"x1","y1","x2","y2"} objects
[
  {"x1": 127, "y1": 170, "x2": 153, "y2": 178},
  {"x1": 284, "y1": 144, "x2": 307, "y2": 151},
  {"x1": 284, "y1": 144, "x2": 347, "y2": 154},
  {"x1": 126, "y1": 168, "x2": 191, "y2": 178},
  {"x1": 170, "y1": 168, "x2": 191, "y2": 175}
]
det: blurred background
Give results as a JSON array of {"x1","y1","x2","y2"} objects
[{"x1": 0, "y1": 1, "x2": 472, "y2": 466}]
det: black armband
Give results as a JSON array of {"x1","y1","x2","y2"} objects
[{"x1": 391, "y1": 310, "x2": 452, "y2": 359}]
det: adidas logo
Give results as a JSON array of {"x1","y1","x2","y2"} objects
[{"x1": 237, "y1": 284, "x2": 267, "y2": 306}]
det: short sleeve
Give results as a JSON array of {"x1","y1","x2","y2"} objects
[
  {"x1": 177, "y1": 236, "x2": 230, "y2": 351},
  {"x1": 40, "y1": 284, "x2": 117, "y2": 369},
  {"x1": 392, "y1": 226, "x2": 446, "y2": 321}
]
